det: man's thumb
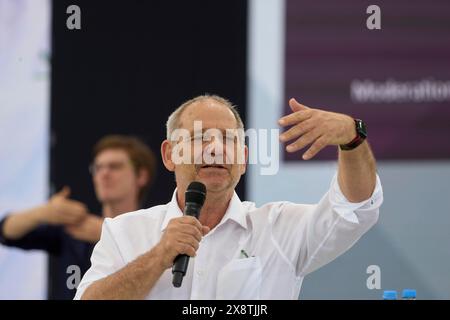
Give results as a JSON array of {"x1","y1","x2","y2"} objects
[
  {"x1": 57, "y1": 186, "x2": 71, "y2": 198},
  {"x1": 202, "y1": 226, "x2": 211, "y2": 236},
  {"x1": 289, "y1": 98, "x2": 309, "y2": 113}
]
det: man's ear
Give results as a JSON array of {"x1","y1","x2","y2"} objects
[
  {"x1": 136, "y1": 169, "x2": 149, "y2": 188},
  {"x1": 161, "y1": 140, "x2": 175, "y2": 172}
]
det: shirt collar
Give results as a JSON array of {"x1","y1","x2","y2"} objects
[
  {"x1": 161, "y1": 189, "x2": 247, "y2": 232},
  {"x1": 161, "y1": 189, "x2": 184, "y2": 232},
  {"x1": 219, "y1": 191, "x2": 247, "y2": 230}
]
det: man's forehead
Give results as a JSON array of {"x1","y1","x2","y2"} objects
[
  {"x1": 188, "y1": 127, "x2": 240, "y2": 135},
  {"x1": 179, "y1": 100, "x2": 237, "y2": 128},
  {"x1": 95, "y1": 148, "x2": 130, "y2": 162}
]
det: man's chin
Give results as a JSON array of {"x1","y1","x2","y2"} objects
[
  {"x1": 97, "y1": 192, "x2": 120, "y2": 204},
  {"x1": 196, "y1": 177, "x2": 230, "y2": 193}
]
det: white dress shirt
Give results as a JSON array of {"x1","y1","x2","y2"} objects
[{"x1": 74, "y1": 173, "x2": 383, "y2": 300}]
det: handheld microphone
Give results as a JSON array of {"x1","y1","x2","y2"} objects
[{"x1": 172, "y1": 181, "x2": 206, "y2": 288}]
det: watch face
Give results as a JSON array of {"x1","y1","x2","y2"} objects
[{"x1": 356, "y1": 119, "x2": 367, "y2": 138}]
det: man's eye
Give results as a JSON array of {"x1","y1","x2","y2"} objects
[
  {"x1": 225, "y1": 136, "x2": 236, "y2": 143},
  {"x1": 185, "y1": 135, "x2": 202, "y2": 143}
]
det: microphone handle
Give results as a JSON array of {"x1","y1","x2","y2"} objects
[
  {"x1": 184, "y1": 202, "x2": 202, "y2": 217},
  {"x1": 172, "y1": 202, "x2": 202, "y2": 288}
]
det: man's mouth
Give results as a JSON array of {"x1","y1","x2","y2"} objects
[{"x1": 199, "y1": 164, "x2": 228, "y2": 170}]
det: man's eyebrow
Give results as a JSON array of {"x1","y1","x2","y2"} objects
[{"x1": 188, "y1": 128, "x2": 237, "y2": 135}]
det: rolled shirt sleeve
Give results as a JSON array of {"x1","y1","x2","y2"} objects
[
  {"x1": 74, "y1": 218, "x2": 126, "y2": 300},
  {"x1": 329, "y1": 173, "x2": 383, "y2": 224}
]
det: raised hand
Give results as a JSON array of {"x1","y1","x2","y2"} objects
[
  {"x1": 278, "y1": 98, "x2": 356, "y2": 160},
  {"x1": 43, "y1": 186, "x2": 88, "y2": 225}
]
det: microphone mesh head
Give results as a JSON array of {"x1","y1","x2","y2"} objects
[{"x1": 185, "y1": 181, "x2": 206, "y2": 206}]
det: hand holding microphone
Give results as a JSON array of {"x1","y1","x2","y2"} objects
[
  {"x1": 153, "y1": 182, "x2": 209, "y2": 287},
  {"x1": 172, "y1": 182, "x2": 207, "y2": 287}
]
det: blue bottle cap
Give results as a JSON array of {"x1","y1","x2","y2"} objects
[
  {"x1": 402, "y1": 289, "x2": 416, "y2": 299},
  {"x1": 382, "y1": 290, "x2": 398, "y2": 300}
]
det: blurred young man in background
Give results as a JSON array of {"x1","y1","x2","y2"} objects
[{"x1": 0, "y1": 135, "x2": 156, "y2": 299}]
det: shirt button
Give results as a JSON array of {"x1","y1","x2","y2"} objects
[{"x1": 197, "y1": 270, "x2": 204, "y2": 276}]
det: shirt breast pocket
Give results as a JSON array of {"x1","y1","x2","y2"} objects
[{"x1": 216, "y1": 256, "x2": 262, "y2": 300}]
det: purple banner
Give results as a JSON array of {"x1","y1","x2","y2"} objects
[{"x1": 284, "y1": 0, "x2": 450, "y2": 160}]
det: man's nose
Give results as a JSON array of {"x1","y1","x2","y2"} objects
[
  {"x1": 204, "y1": 136, "x2": 224, "y2": 152},
  {"x1": 202, "y1": 137, "x2": 228, "y2": 164},
  {"x1": 97, "y1": 166, "x2": 112, "y2": 177}
]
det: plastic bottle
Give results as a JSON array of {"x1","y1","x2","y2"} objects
[
  {"x1": 382, "y1": 290, "x2": 398, "y2": 300},
  {"x1": 402, "y1": 289, "x2": 416, "y2": 300}
]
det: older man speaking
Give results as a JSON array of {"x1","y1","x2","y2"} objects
[{"x1": 75, "y1": 95, "x2": 383, "y2": 300}]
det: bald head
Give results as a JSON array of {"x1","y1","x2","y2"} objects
[{"x1": 166, "y1": 95, "x2": 244, "y2": 140}]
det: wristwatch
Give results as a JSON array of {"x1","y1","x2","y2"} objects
[{"x1": 339, "y1": 119, "x2": 367, "y2": 151}]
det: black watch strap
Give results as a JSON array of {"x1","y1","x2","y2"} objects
[{"x1": 339, "y1": 119, "x2": 367, "y2": 151}]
